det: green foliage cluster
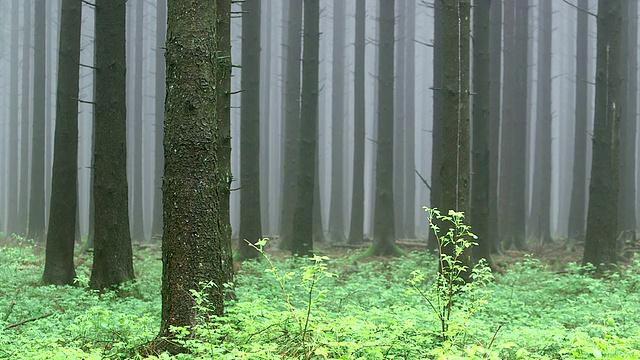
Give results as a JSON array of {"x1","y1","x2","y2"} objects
[{"x1": 1, "y1": 236, "x2": 640, "y2": 359}]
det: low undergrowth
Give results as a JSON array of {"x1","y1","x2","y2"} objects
[{"x1": 1, "y1": 239, "x2": 640, "y2": 359}]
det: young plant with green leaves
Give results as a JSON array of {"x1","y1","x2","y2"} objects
[{"x1": 408, "y1": 207, "x2": 494, "y2": 343}]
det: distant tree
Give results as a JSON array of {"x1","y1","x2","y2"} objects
[
  {"x1": 130, "y1": 0, "x2": 145, "y2": 242},
  {"x1": 488, "y1": 0, "x2": 502, "y2": 253},
  {"x1": 327, "y1": 0, "x2": 346, "y2": 243},
  {"x1": 89, "y1": 0, "x2": 134, "y2": 290},
  {"x1": 568, "y1": 0, "x2": 589, "y2": 240},
  {"x1": 151, "y1": 0, "x2": 166, "y2": 239},
  {"x1": 18, "y1": 0, "x2": 32, "y2": 236},
  {"x1": 291, "y1": 0, "x2": 320, "y2": 256},
  {"x1": 367, "y1": 0, "x2": 402, "y2": 257},
  {"x1": 42, "y1": 0, "x2": 82, "y2": 286},
  {"x1": 279, "y1": 0, "x2": 303, "y2": 251},
  {"x1": 154, "y1": 0, "x2": 232, "y2": 353},
  {"x1": 28, "y1": 0, "x2": 46, "y2": 242},
  {"x1": 403, "y1": 0, "x2": 417, "y2": 240},
  {"x1": 440, "y1": 0, "x2": 472, "y2": 276},
  {"x1": 428, "y1": 0, "x2": 443, "y2": 250},
  {"x1": 583, "y1": 0, "x2": 622, "y2": 270},
  {"x1": 238, "y1": 0, "x2": 262, "y2": 260},
  {"x1": 470, "y1": 0, "x2": 497, "y2": 269},
  {"x1": 394, "y1": 0, "x2": 406, "y2": 240},
  {"x1": 7, "y1": 0, "x2": 20, "y2": 237},
  {"x1": 530, "y1": 0, "x2": 553, "y2": 244},
  {"x1": 348, "y1": 0, "x2": 366, "y2": 245}
]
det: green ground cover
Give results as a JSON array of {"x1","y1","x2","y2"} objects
[{"x1": 0, "y1": 241, "x2": 639, "y2": 359}]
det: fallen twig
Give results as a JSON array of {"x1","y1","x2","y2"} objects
[{"x1": 4, "y1": 312, "x2": 54, "y2": 330}]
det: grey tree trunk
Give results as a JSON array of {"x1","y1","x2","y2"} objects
[
  {"x1": 583, "y1": 0, "x2": 622, "y2": 270},
  {"x1": 568, "y1": 0, "x2": 589, "y2": 240},
  {"x1": 531, "y1": 0, "x2": 553, "y2": 244},
  {"x1": 156, "y1": 0, "x2": 231, "y2": 353},
  {"x1": 428, "y1": 0, "x2": 443, "y2": 250},
  {"x1": 488, "y1": 0, "x2": 502, "y2": 253},
  {"x1": 367, "y1": 0, "x2": 402, "y2": 257},
  {"x1": 29, "y1": 0, "x2": 46, "y2": 242},
  {"x1": 131, "y1": 0, "x2": 145, "y2": 242},
  {"x1": 151, "y1": 0, "x2": 166, "y2": 239},
  {"x1": 7, "y1": 0, "x2": 20, "y2": 236},
  {"x1": 238, "y1": 0, "x2": 262, "y2": 259},
  {"x1": 291, "y1": 0, "x2": 320, "y2": 256},
  {"x1": 42, "y1": 0, "x2": 82, "y2": 286},
  {"x1": 90, "y1": 0, "x2": 134, "y2": 290},
  {"x1": 19, "y1": 0, "x2": 32, "y2": 236},
  {"x1": 394, "y1": 0, "x2": 406, "y2": 239},
  {"x1": 328, "y1": 0, "x2": 346, "y2": 243},
  {"x1": 259, "y1": 0, "x2": 271, "y2": 235},
  {"x1": 403, "y1": 0, "x2": 416, "y2": 239},
  {"x1": 348, "y1": 0, "x2": 366, "y2": 245},
  {"x1": 279, "y1": 0, "x2": 303, "y2": 251}
]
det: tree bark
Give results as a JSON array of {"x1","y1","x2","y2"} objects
[
  {"x1": 42, "y1": 0, "x2": 82, "y2": 286},
  {"x1": 428, "y1": 0, "x2": 443, "y2": 250},
  {"x1": 583, "y1": 0, "x2": 622, "y2": 270},
  {"x1": 90, "y1": 0, "x2": 135, "y2": 290},
  {"x1": 488, "y1": 0, "x2": 502, "y2": 253}
]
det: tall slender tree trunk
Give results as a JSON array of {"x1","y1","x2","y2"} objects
[
  {"x1": 19, "y1": 0, "x2": 32, "y2": 236},
  {"x1": 328, "y1": 0, "x2": 346, "y2": 243},
  {"x1": 279, "y1": 0, "x2": 303, "y2": 251},
  {"x1": 488, "y1": 0, "x2": 502, "y2": 253},
  {"x1": 367, "y1": 0, "x2": 402, "y2": 257},
  {"x1": 394, "y1": 0, "x2": 406, "y2": 239},
  {"x1": 238, "y1": 0, "x2": 262, "y2": 259},
  {"x1": 29, "y1": 0, "x2": 46, "y2": 242},
  {"x1": 131, "y1": 0, "x2": 145, "y2": 242},
  {"x1": 259, "y1": 0, "x2": 272, "y2": 236},
  {"x1": 348, "y1": 0, "x2": 366, "y2": 245},
  {"x1": 568, "y1": 0, "x2": 589, "y2": 240},
  {"x1": 583, "y1": 0, "x2": 622, "y2": 270},
  {"x1": 7, "y1": 0, "x2": 20, "y2": 236},
  {"x1": 42, "y1": 0, "x2": 82, "y2": 286},
  {"x1": 428, "y1": 0, "x2": 443, "y2": 250},
  {"x1": 90, "y1": 0, "x2": 134, "y2": 290},
  {"x1": 404, "y1": 0, "x2": 416, "y2": 239},
  {"x1": 291, "y1": 0, "x2": 320, "y2": 256},
  {"x1": 151, "y1": 0, "x2": 166, "y2": 239},
  {"x1": 531, "y1": 0, "x2": 553, "y2": 244}
]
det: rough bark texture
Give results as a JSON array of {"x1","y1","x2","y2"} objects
[
  {"x1": 28, "y1": 0, "x2": 46, "y2": 242},
  {"x1": 531, "y1": 0, "x2": 553, "y2": 244},
  {"x1": 131, "y1": 0, "x2": 145, "y2": 242},
  {"x1": 568, "y1": 0, "x2": 589, "y2": 240},
  {"x1": 42, "y1": 0, "x2": 81, "y2": 286},
  {"x1": 583, "y1": 0, "x2": 622, "y2": 270},
  {"x1": 348, "y1": 0, "x2": 366, "y2": 245},
  {"x1": 238, "y1": 0, "x2": 263, "y2": 259},
  {"x1": 279, "y1": 0, "x2": 303, "y2": 251},
  {"x1": 291, "y1": 0, "x2": 320, "y2": 256},
  {"x1": 327, "y1": 0, "x2": 346, "y2": 243},
  {"x1": 471, "y1": 0, "x2": 495, "y2": 267},
  {"x1": 428, "y1": 0, "x2": 443, "y2": 250},
  {"x1": 152, "y1": 0, "x2": 167, "y2": 238},
  {"x1": 368, "y1": 0, "x2": 402, "y2": 257},
  {"x1": 90, "y1": 0, "x2": 135, "y2": 290},
  {"x1": 157, "y1": 0, "x2": 231, "y2": 353},
  {"x1": 440, "y1": 0, "x2": 472, "y2": 276}
]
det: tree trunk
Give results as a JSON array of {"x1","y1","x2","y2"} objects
[
  {"x1": 531, "y1": 0, "x2": 553, "y2": 244},
  {"x1": 348, "y1": 0, "x2": 366, "y2": 245},
  {"x1": 440, "y1": 0, "x2": 472, "y2": 277},
  {"x1": 157, "y1": 0, "x2": 231, "y2": 353},
  {"x1": 42, "y1": 0, "x2": 82, "y2": 286},
  {"x1": 90, "y1": 0, "x2": 134, "y2": 290},
  {"x1": 367, "y1": 0, "x2": 402, "y2": 257},
  {"x1": 130, "y1": 0, "x2": 145, "y2": 242},
  {"x1": 428, "y1": 0, "x2": 443, "y2": 250},
  {"x1": 328, "y1": 0, "x2": 346, "y2": 243},
  {"x1": 279, "y1": 0, "x2": 303, "y2": 251},
  {"x1": 394, "y1": 0, "x2": 406, "y2": 239},
  {"x1": 19, "y1": 0, "x2": 32, "y2": 236},
  {"x1": 403, "y1": 0, "x2": 416, "y2": 240},
  {"x1": 488, "y1": 0, "x2": 502, "y2": 253},
  {"x1": 28, "y1": 0, "x2": 46, "y2": 242},
  {"x1": 7, "y1": 0, "x2": 20, "y2": 236},
  {"x1": 238, "y1": 0, "x2": 262, "y2": 259},
  {"x1": 583, "y1": 0, "x2": 622, "y2": 270},
  {"x1": 568, "y1": 0, "x2": 589, "y2": 240},
  {"x1": 291, "y1": 0, "x2": 320, "y2": 256},
  {"x1": 151, "y1": 0, "x2": 166, "y2": 239}
]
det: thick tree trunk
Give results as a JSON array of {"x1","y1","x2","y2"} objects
[
  {"x1": 291, "y1": 0, "x2": 320, "y2": 256},
  {"x1": 328, "y1": 0, "x2": 346, "y2": 243},
  {"x1": 348, "y1": 0, "x2": 366, "y2": 245},
  {"x1": 28, "y1": 0, "x2": 46, "y2": 242},
  {"x1": 238, "y1": 0, "x2": 263, "y2": 259},
  {"x1": 90, "y1": 0, "x2": 134, "y2": 290},
  {"x1": 157, "y1": 0, "x2": 231, "y2": 353},
  {"x1": 568, "y1": 0, "x2": 589, "y2": 240},
  {"x1": 42, "y1": 0, "x2": 82, "y2": 286},
  {"x1": 279, "y1": 0, "x2": 303, "y2": 251},
  {"x1": 583, "y1": 0, "x2": 622, "y2": 270}
]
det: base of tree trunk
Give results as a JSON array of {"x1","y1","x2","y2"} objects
[{"x1": 360, "y1": 242, "x2": 405, "y2": 257}]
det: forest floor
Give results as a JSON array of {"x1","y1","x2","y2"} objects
[{"x1": 1, "y1": 236, "x2": 640, "y2": 359}]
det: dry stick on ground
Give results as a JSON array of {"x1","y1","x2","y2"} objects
[{"x1": 3, "y1": 312, "x2": 54, "y2": 330}]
